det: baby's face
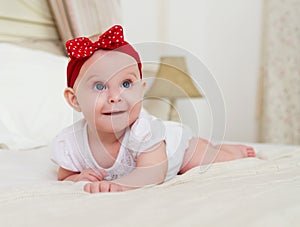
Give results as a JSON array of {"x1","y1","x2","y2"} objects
[{"x1": 73, "y1": 50, "x2": 145, "y2": 133}]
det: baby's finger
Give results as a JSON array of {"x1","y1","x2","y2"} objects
[
  {"x1": 91, "y1": 169, "x2": 107, "y2": 180},
  {"x1": 79, "y1": 175, "x2": 96, "y2": 182},
  {"x1": 100, "y1": 181, "x2": 110, "y2": 192},
  {"x1": 83, "y1": 183, "x2": 91, "y2": 193},
  {"x1": 87, "y1": 170, "x2": 105, "y2": 181},
  {"x1": 97, "y1": 169, "x2": 108, "y2": 179},
  {"x1": 86, "y1": 175, "x2": 101, "y2": 182},
  {"x1": 110, "y1": 183, "x2": 122, "y2": 192},
  {"x1": 90, "y1": 182, "x2": 101, "y2": 193},
  {"x1": 84, "y1": 182, "x2": 101, "y2": 193}
]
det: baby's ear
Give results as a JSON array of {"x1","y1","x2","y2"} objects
[{"x1": 64, "y1": 88, "x2": 81, "y2": 112}]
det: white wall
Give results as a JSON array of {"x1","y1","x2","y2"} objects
[{"x1": 120, "y1": 0, "x2": 262, "y2": 143}]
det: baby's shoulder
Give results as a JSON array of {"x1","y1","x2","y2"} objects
[
  {"x1": 131, "y1": 112, "x2": 165, "y2": 136},
  {"x1": 54, "y1": 119, "x2": 86, "y2": 142},
  {"x1": 126, "y1": 112, "x2": 166, "y2": 152}
]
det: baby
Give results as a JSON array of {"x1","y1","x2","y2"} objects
[{"x1": 52, "y1": 25, "x2": 255, "y2": 193}]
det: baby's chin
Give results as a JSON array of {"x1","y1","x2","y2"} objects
[{"x1": 95, "y1": 118, "x2": 131, "y2": 134}]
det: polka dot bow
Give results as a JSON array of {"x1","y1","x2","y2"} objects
[
  {"x1": 66, "y1": 25, "x2": 127, "y2": 59},
  {"x1": 65, "y1": 25, "x2": 142, "y2": 88}
]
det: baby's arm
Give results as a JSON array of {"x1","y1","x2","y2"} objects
[
  {"x1": 84, "y1": 141, "x2": 168, "y2": 193},
  {"x1": 58, "y1": 167, "x2": 107, "y2": 182}
]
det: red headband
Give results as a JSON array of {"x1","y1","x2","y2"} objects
[{"x1": 66, "y1": 25, "x2": 142, "y2": 88}]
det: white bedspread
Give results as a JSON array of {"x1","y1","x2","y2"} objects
[{"x1": 0, "y1": 144, "x2": 299, "y2": 227}]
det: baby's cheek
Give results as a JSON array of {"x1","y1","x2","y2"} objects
[
  {"x1": 78, "y1": 94, "x2": 104, "y2": 117},
  {"x1": 93, "y1": 93, "x2": 108, "y2": 107},
  {"x1": 126, "y1": 97, "x2": 143, "y2": 113},
  {"x1": 128, "y1": 102, "x2": 143, "y2": 125},
  {"x1": 125, "y1": 89, "x2": 144, "y2": 104}
]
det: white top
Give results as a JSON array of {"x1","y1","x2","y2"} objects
[{"x1": 51, "y1": 112, "x2": 194, "y2": 181}]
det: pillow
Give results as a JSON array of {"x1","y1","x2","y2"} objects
[{"x1": 0, "y1": 43, "x2": 74, "y2": 150}]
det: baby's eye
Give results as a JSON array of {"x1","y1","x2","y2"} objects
[
  {"x1": 94, "y1": 82, "x2": 106, "y2": 91},
  {"x1": 121, "y1": 80, "x2": 132, "y2": 89}
]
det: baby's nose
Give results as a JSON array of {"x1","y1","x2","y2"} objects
[
  {"x1": 108, "y1": 90, "x2": 122, "y2": 103},
  {"x1": 108, "y1": 96, "x2": 122, "y2": 103}
]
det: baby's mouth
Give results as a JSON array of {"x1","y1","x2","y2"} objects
[{"x1": 102, "y1": 111, "x2": 126, "y2": 116}]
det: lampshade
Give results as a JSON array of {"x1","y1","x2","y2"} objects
[{"x1": 145, "y1": 56, "x2": 202, "y2": 99}]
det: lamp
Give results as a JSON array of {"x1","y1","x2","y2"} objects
[{"x1": 145, "y1": 56, "x2": 202, "y2": 121}]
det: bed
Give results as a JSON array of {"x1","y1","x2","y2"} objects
[
  {"x1": 0, "y1": 143, "x2": 300, "y2": 226},
  {"x1": 0, "y1": 42, "x2": 300, "y2": 227}
]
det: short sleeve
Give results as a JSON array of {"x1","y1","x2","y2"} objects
[
  {"x1": 51, "y1": 131, "x2": 82, "y2": 172},
  {"x1": 126, "y1": 113, "x2": 166, "y2": 153},
  {"x1": 51, "y1": 134, "x2": 79, "y2": 172}
]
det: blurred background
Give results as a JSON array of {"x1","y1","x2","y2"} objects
[{"x1": 0, "y1": 0, "x2": 299, "y2": 145}]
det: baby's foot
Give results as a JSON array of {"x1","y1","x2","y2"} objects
[{"x1": 214, "y1": 144, "x2": 256, "y2": 163}]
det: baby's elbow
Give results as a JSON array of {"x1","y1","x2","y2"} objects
[
  {"x1": 57, "y1": 175, "x2": 65, "y2": 181},
  {"x1": 57, "y1": 173, "x2": 67, "y2": 181},
  {"x1": 57, "y1": 167, "x2": 78, "y2": 181}
]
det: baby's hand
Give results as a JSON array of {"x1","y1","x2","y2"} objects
[
  {"x1": 84, "y1": 181, "x2": 123, "y2": 193},
  {"x1": 76, "y1": 168, "x2": 107, "y2": 182}
]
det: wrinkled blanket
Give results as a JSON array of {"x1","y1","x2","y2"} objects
[{"x1": 0, "y1": 144, "x2": 299, "y2": 227}]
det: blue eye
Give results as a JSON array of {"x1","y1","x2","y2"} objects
[
  {"x1": 94, "y1": 82, "x2": 106, "y2": 91},
  {"x1": 121, "y1": 80, "x2": 132, "y2": 88}
]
